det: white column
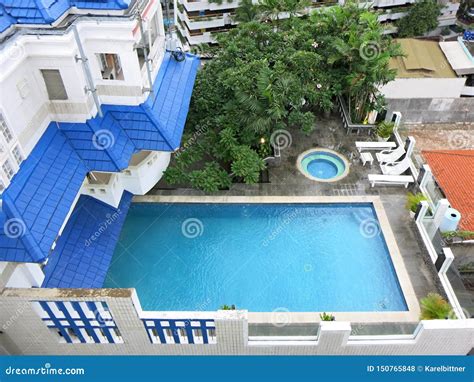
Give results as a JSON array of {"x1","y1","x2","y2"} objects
[
  {"x1": 317, "y1": 321, "x2": 351, "y2": 354},
  {"x1": 439, "y1": 247, "x2": 454, "y2": 275},
  {"x1": 433, "y1": 199, "x2": 450, "y2": 232}
]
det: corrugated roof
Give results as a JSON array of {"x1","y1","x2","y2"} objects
[
  {"x1": 423, "y1": 150, "x2": 474, "y2": 231},
  {"x1": 390, "y1": 39, "x2": 457, "y2": 79},
  {"x1": 0, "y1": 0, "x2": 130, "y2": 32},
  {"x1": 42, "y1": 191, "x2": 133, "y2": 288},
  {"x1": 0, "y1": 52, "x2": 199, "y2": 263},
  {"x1": 439, "y1": 40, "x2": 474, "y2": 76}
]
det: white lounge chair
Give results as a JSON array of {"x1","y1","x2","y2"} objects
[
  {"x1": 376, "y1": 136, "x2": 415, "y2": 164},
  {"x1": 355, "y1": 141, "x2": 396, "y2": 152},
  {"x1": 368, "y1": 174, "x2": 414, "y2": 188},
  {"x1": 375, "y1": 143, "x2": 405, "y2": 164},
  {"x1": 380, "y1": 157, "x2": 411, "y2": 175}
]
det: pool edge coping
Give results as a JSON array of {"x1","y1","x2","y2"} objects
[
  {"x1": 130, "y1": 195, "x2": 421, "y2": 323},
  {"x1": 296, "y1": 148, "x2": 351, "y2": 183}
]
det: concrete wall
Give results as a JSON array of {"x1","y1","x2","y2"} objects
[
  {"x1": 381, "y1": 78, "x2": 466, "y2": 99},
  {"x1": 386, "y1": 98, "x2": 474, "y2": 124},
  {"x1": 1, "y1": 288, "x2": 473, "y2": 355}
]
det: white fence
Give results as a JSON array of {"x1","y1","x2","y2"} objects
[
  {"x1": 414, "y1": 166, "x2": 467, "y2": 320},
  {"x1": 0, "y1": 288, "x2": 473, "y2": 355}
]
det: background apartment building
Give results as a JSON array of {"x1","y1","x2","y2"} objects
[{"x1": 174, "y1": 0, "x2": 460, "y2": 46}]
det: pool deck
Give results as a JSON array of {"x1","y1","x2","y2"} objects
[{"x1": 135, "y1": 116, "x2": 444, "y2": 323}]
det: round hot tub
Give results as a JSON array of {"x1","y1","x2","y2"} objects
[{"x1": 297, "y1": 148, "x2": 349, "y2": 182}]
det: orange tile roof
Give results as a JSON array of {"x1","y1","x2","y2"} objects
[{"x1": 422, "y1": 150, "x2": 474, "y2": 231}]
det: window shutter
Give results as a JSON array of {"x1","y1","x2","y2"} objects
[{"x1": 40, "y1": 69, "x2": 68, "y2": 100}]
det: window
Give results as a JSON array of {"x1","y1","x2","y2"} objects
[
  {"x1": 149, "y1": 13, "x2": 161, "y2": 45},
  {"x1": 11, "y1": 145, "x2": 23, "y2": 165},
  {"x1": 136, "y1": 47, "x2": 146, "y2": 69},
  {"x1": 0, "y1": 180, "x2": 5, "y2": 193},
  {"x1": 2, "y1": 159, "x2": 14, "y2": 180},
  {"x1": 96, "y1": 54, "x2": 124, "y2": 80},
  {"x1": 40, "y1": 69, "x2": 68, "y2": 100},
  {"x1": 0, "y1": 113, "x2": 13, "y2": 143}
]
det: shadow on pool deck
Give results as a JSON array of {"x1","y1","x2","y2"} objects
[{"x1": 150, "y1": 115, "x2": 443, "y2": 314}]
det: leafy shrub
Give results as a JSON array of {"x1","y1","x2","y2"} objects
[
  {"x1": 420, "y1": 293, "x2": 452, "y2": 320},
  {"x1": 320, "y1": 312, "x2": 335, "y2": 321},
  {"x1": 376, "y1": 121, "x2": 394, "y2": 139},
  {"x1": 405, "y1": 192, "x2": 427, "y2": 213}
]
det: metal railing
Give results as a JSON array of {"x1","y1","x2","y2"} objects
[{"x1": 337, "y1": 96, "x2": 377, "y2": 135}]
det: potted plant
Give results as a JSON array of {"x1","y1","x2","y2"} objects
[
  {"x1": 406, "y1": 192, "x2": 427, "y2": 218},
  {"x1": 420, "y1": 293, "x2": 452, "y2": 320},
  {"x1": 376, "y1": 121, "x2": 394, "y2": 142},
  {"x1": 320, "y1": 312, "x2": 335, "y2": 321}
]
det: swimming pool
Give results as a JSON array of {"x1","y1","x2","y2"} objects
[{"x1": 104, "y1": 202, "x2": 408, "y2": 312}]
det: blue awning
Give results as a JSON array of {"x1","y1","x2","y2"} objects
[
  {"x1": 0, "y1": 52, "x2": 199, "y2": 263},
  {"x1": 42, "y1": 192, "x2": 133, "y2": 288}
]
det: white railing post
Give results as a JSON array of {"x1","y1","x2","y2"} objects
[
  {"x1": 419, "y1": 164, "x2": 432, "y2": 190},
  {"x1": 439, "y1": 247, "x2": 454, "y2": 275},
  {"x1": 432, "y1": 199, "x2": 450, "y2": 238},
  {"x1": 215, "y1": 310, "x2": 248, "y2": 353},
  {"x1": 317, "y1": 321, "x2": 351, "y2": 354},
  {"x1": 415, "y1": 200, "x2": 429, "y2": 223}
]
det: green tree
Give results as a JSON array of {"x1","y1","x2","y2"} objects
[
  {"x1": 258, "y1": 0, "x2": 309, "y2": 23},
  {"x1": 397, "y1": 0, "x2": 442, "y2": 37},
  {"x1": 235, "y1": 0, "x2": 259, "y2": 23},
  {"x1": 164, "y1": 3, "x2": 401, "y2": 192}
]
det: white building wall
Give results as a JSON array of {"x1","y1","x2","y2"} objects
[
  {"x1": 0, "y1": 262, "x2": 44, "y2": 288},
  {"x1": 0, "y1": 288, "x2": 473, "y2": 355},
  {"x1": 120, "y1": 151, "x2": 171, "y2": 195},
  {"x1": 0, "y1": 1, "x2": 165, "y2": 188},
  {"x1": 381, "y1": 78, "x2": 467, "y2": 99}
]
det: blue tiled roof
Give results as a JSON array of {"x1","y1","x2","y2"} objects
[
  {"x1": 0, "y1": 125, "x2": 88, "y2": 262},
  {"x1": 0, "y1": 52, "x2": 199, "y2": 264},
  {"x1": 145, "y1": 53, "x2": 201, "y2": 150},
  {"x1": 42, "y1": 192, "x2": 132, "y2": 288},
  {"x1": 0, "y1": 0, "x2": 130, "y2": 32}
]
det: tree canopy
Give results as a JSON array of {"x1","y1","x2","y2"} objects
[
  {"x1": 397, "y1": 0, "x2": 442, "y2": 38},
  {"x1": 164, "y1": 2, "x2": 401, "y2": 192}
]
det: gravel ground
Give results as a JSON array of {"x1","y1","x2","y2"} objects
[{"x1": 403, "y1": 123, "x2": 474, "y2": 155}]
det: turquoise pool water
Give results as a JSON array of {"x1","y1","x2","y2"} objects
[
  {"x1": 104, "y1": 203, "x2": 407, "y2": 312},
  {"x1": 301, "y1": 151, "x2": 346, "y2": 180}
]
